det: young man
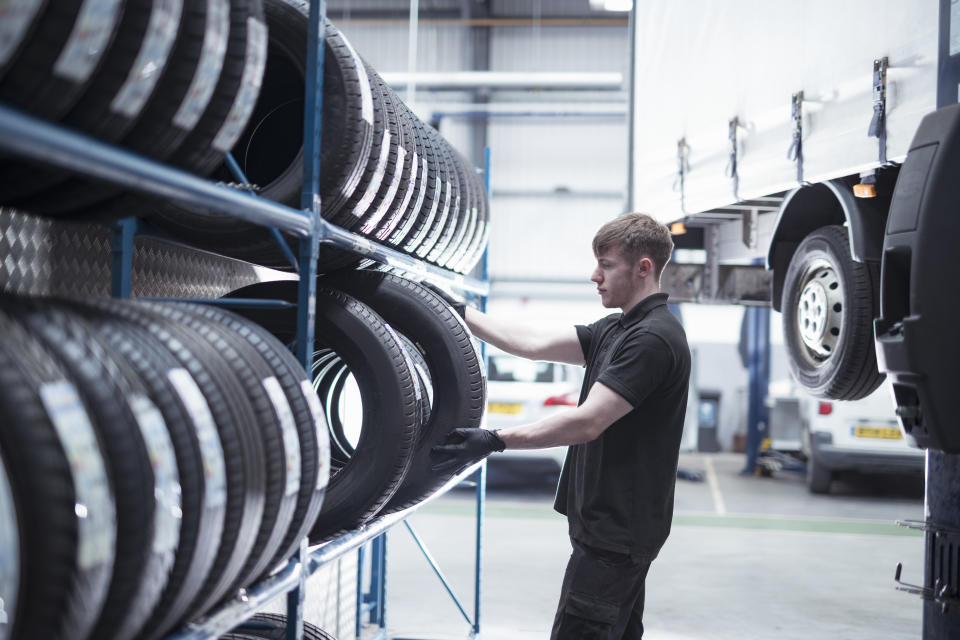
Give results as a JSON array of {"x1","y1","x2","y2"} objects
[{"x1": 432, "y1": 212, "x2": 691, "y2": 639}]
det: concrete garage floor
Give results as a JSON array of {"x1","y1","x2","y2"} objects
[{"x1": 368, "y1": 453, "x2": 925, "y2": 640}]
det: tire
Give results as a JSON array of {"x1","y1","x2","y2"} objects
[
  {"x1": 222, "y1": 612, "x2": 336, "y2": 640},
  {"x1": 168, "y1": 303, "x2": 319, "y2": 586},
  {"x1": 70, "y1": 297, "x2": 265, "y2": 633},
  {"x1": 0, "y1": 0, "x2": 125, "y2": 202},
  {"x1": 13, "y1": 0, "x2": 217, "y2": 216},
  {"x1": 76, "y1": 307, "x2": 228, "y2": 640},
  {"x1": 229, "y1": 8, "x2": 374, "y2": 214},
  {"x1": 375, "y1": 102, "x2": 424, "y2": 247},
  {"x1": 144, "y1": 8, "x2": 375, "y2": 269},
  {"x1": 0, "y1": 308, "x2": 116, "y2": 640},
  {"x1": 0, "y1": 0, "x2": 49, "y2": 85},
  {"x1": 354, "y1": 66, "x2": 408, "y2": 237},
  {"x1": 10, "y1": 301, "x2": 180, "y2": 640},
  {"x1": 9, "y1": 0, "x2": 183, "y2": 208},
  {"x1": 438, "y1": 151, "x2": 476, "y2": 268},
  {"x1": 781, "y1": 225, "x2": 884, "y2": 400},
  {"x1": 320, "y1": 270, "x2": 485, "y2": 511},
  {"x1": 169, "y1": 0, "x2": 266, "y2": 178},
  {"x1": 227, "y1": 282, "x2": 420, "y2": 540},
  {"x1": 394, "y1": 118, "x2": 442, "y2": 254},
  {"x1": 416, "y1": 130, "x2": 457, "y2": 262},
  {"x1": 806, "y1": 449, "x2": 833, "y2": 494},
  {"x1": 456, "y1": 184, "x2": 489, "y2": 274},
  {"x1": 0, "y1": 439, "x2": 19, "y2": 640},
  {"x1": 135, "y1": 301, "x2": 275, "y2": 617},
  {"x1": 452, "y1": 152, "x2": 488, "y2": 273},
  {"x1": 0, "y1": 1, "x2": 119, "y2": 123}
]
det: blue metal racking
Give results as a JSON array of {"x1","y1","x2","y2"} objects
[{"x1": 0, "y1": 1, "x2": 491, "y2": 638}]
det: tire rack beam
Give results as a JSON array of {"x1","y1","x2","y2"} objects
[
  {"x1": 164, "y1": 461, "x2": 487, "y2": 640},
  {"x1": 0, "y1": 104, "x2": 489, "y2": 298}
]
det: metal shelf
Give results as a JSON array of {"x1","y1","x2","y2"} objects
[
  {"x1": 0, "y1": 1, "x2": 490, "y2": 637},
  {"x1": 0, "y1": 104, "x2": 489, "y2": 297},
  {"x1": 166, "y1": 461, "x2": 487, "y2": 640}
]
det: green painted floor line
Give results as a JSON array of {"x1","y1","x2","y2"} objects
[
  {"x1": 415, "y1": 501, "x2": 922, "y2": 537},
  {"x1": 671, "y1": 513, "x2": 921, "y2": 537}
]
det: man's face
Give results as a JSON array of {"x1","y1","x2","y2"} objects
[{"x1": 591, "y1": 246, "x2": 643, "y2": 309}]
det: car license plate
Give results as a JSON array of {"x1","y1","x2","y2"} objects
[
  {"x1": 488, "y1": 402, "x2": 522, "y2": 415},
  {"x1": 853, "y1": 425, "x2": 903, "y2": 440}
]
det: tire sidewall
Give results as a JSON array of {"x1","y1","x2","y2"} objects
[{"x1": 781, "y1": 226, "x2": 879, "y2": 399}]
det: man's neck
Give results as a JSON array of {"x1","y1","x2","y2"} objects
[{"x1": 620, "y1": 284, "x2": 661, "y2": 314}]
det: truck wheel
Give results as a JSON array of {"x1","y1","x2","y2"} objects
[
  {"x1": 781, "y1": 225, "x2": 884, "y2": 400},
  {"x1": 806, "y1": 449, "x2": 833, "y2": 494}
]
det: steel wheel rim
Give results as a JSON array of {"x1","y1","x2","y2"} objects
[{"x1": 795, "y1": 259, "x2": 844, "y2": 362}]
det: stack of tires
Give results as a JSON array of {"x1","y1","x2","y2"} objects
[
  {"x1": 146, "y1": 0, "x2": 490, "y2": 274},
  {"x1": 0, "y1": 294, "x2": 329, "y2": 640},
  {"x1": 0, "y1": 0, "x2": 489, "y2": 275},
  {"x1": 0, "y1": 0, "x2": 268, "y2": 213},
  {"x1": 220, "y1": 613, "x2": 335, "y2": 639},
  {"x1": 0, "y1": 270, "x2": 487, "y2": 639},
  {"x1": 233, "y1": 269, "x2": 486, "y2": 541}
]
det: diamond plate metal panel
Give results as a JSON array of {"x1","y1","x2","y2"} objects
[{"x1": 0, "y1": 208, "x2": 272, "y2": 300}]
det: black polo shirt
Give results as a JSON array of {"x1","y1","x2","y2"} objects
[{"x1": 554, "y1": 292, "x2": 691, "y2": 561}]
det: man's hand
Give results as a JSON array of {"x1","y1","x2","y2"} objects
[
  {"x1": 431, "y1": 428, "x2": 506, "y2": 472},
  {"x1": 421, "y1": 281, "x2": 467, "y2": 319}
]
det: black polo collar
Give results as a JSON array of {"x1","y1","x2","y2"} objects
[{"x1": 618, "y1": 292, "x2": 669, "y2": 328}]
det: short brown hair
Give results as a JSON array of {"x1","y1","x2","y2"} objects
[{"x1": 592, "y1": 213, "x2": 674, "y2": 278}]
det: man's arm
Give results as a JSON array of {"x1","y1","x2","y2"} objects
[
  {"x1": 463, "y1": 307, "x2": 585, "y2": 365},
  {"x1": 430, "y1": 381, "x2": 632, "y2": 472},
  {"x1": 498, "y1": 381, "x2": 632, "y2": 448}
]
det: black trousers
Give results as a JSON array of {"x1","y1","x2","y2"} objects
[{"x1": 550, "y1": 538, "x2": 652, "y2": 640}]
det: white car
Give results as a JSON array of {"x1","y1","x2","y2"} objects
[
  {"x1": 803, "y1": 381, "x2": 925, "y2": 493},
  {"x1": 485, "y1": 351, "x2": 583, "y2": 470}
]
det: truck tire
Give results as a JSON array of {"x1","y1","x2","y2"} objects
[{"x1": 781, "y1": 225, "x2": 884, "y2": 400}]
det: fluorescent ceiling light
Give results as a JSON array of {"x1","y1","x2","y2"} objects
[{"x1": 588, "y1": 0, "x2": 633, "y2": 11}]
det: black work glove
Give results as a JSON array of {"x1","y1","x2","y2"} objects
[
  {"x1": 422, "y1": 281, "x2": 467, "y2": 319},
  {"x1": 431, "y1": 428, "x2": 506, "y2": 473}
]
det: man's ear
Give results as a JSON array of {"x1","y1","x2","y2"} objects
[{"x1": 635, "y1": 256, "x2": 654, "y2": 278}]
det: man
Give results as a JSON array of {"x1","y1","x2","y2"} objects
[{"x1": 432, "y1": 212, "x2": 691, "y2": 639}]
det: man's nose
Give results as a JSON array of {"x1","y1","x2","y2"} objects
[{"x1": 590, "y1": 268, "x2": 602, "y2": 283}]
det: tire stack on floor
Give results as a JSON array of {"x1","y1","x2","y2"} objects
[
  {"x1": 0, "y1": 1, "x2": 489, "y2": 276},
  {"x1": 233, "y1": 269, "x2": 486, "y2": 541},
  {"x1": 0, "y1": 294, "x2": 329, "y2": 640}
]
